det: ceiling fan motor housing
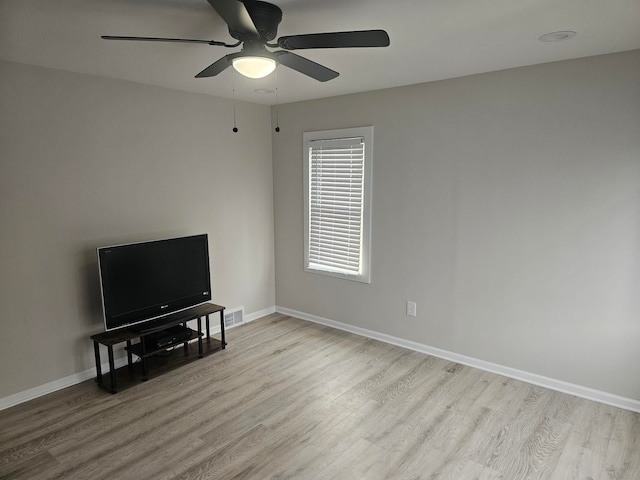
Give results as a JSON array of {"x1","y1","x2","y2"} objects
[{"x1": 229, "y1": 1, "x2": 282, "y2": 41}]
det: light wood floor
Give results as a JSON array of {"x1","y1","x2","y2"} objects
[{"x1": 1, "y1": 313, "x2": 639, "y2": 480}]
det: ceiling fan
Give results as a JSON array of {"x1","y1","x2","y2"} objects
[{"x1": 102, "y1": 0, "x2": 390, "y2": 82}]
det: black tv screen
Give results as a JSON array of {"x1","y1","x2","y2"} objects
[{"x1": 98, "y1": 234, "x2": 211, "y2": 331}]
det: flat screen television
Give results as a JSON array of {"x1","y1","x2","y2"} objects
[{"x1": 97, "y1": 234, "x2": 211, "y2": 331}]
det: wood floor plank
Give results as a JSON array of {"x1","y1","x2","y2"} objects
[
  {"x1": 219, "y1": 401, "x2": 354, "y2": 480},
  {"x1": 1, "y1": 314, "x2": 638, "y2": 480},
  {"x1": 551, "y1": 430, "x2": 605, "y2": 480},
  {"x1": 474, "y1": 374, "x2": 530, "y2": 413},
  {"x1": 321, "y1": 437, "x2": 389, "y2": 480},
  {"x1": 0, "y1": 385, "x2": 120, "y2": 450},
  {"x1": 602, "y1": 408, "x2": 640, "y2": 480},
  {"x1": 332, "y1": 349, "x2": 426, "y2": 411},
  {"x1": 197, "y1": 367, "x2": 338, "y2": 446},
  {"x1": 452, "y1": 459, "x2": 503, "y2": 480},
  {"x1": 473, "y1": 384, "x2": 556, "y2": 472},
  {"x1": 0, "y1": 451, "x2": 60, "y2": 480},
  {"x1": 173, "y1": 423, "x2": 280, "y2": 480},
  {"x1": 255, "y1": 399, "x2": 385, "y2": 479},
  {"x1": 501, "y1": 415, "x2": 572, "y2": 480}
]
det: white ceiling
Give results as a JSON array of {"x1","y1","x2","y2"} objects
[{"x1": 1, "y1": 0, "x2": 639, "y2": 105}]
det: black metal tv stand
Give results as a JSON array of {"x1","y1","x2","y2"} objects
[{"x1": 90, "y1": 303, "x2": 225, "y2": 393}]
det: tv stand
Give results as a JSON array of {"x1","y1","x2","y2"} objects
[{"x1": 90, "y1": 303, "x2": 225, "y2": 393}]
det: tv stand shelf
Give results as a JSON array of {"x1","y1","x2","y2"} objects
[
  {"x1": 126, "y1": 328, "x2": 196, "y2": 357},
  {"x1": 90, "y1": 303, "x2": 225, "y2": 393}
]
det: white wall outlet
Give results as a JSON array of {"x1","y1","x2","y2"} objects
[{"x1": 406, "y1": 301, "x2": 417, "y2": 317}]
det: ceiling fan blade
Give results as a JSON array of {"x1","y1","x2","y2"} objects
[
  {"x1": 101, "y1": 35, "x2": 225, "y2": 46},
  {"x1": 277, "y1": 30, "x2": 390, "y2": 50},
  {"x1": 206, "y1": 0, "x2": 259, "y2": 37},
  {"x1": 273, "y1": 51, "x2": 338, "y2": 82},
  {"x1": 195, "y1": 55, "x2": 234, "y2": 78}
]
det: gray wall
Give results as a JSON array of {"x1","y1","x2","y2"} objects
[
  {"x1": 0, "y1": 60, "x2": 275, "y2": 398},
  {"x1": 272, "y1": 50, "x2": 640, "y2": 400},
  {"x1": 2, "y1": 50, "x2": 639, "y2": 403}
]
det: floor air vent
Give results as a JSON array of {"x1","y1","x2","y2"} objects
[{"x1": 224, "y1": 309, "x2": 243, "y2": 328}]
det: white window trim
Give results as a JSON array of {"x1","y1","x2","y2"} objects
[{"x1": 303, "y1": 126, "x2": 373, "y2": 284}]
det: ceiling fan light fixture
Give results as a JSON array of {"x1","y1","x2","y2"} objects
[{"x1": 232, "y1": 56, "x2": 277, "y2": 78}]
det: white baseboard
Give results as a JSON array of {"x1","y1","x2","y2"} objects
[
  {"x1": 0, "y1": 304, "x2": 277, "y2": 412},
  {"x1": 245, "y1": 305, "x2": 276, "y2": 323},
  {"x1": 5, "y1": 304, "x2": 638, "y2": 413},
  {"x1": 0, "y1": 356, "x2": 130, "y2": 411},
  {"x1": 276, "y1": 306, "x2": 640, "y2": 413}
]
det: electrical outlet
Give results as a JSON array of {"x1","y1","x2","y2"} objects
[{"x1": 406, "y1": 301, "x2": 417, "y2": 317}]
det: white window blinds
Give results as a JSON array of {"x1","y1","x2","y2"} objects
[
  {"x1": 304, "y1": 126, "x2": 373, "y2": 283},
  {"x1": 306, "y1": 135, "x2": 367, "y2": 278}
]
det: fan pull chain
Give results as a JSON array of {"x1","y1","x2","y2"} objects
[
  {"x1": 274, "y1": 69, "x2": 280, "y2": 133},
  {"x1": 232, "y1": 69, "x2": 238, "y2": 133}
]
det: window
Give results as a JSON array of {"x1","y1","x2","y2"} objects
[{"x1": 303, "y1": 126, "x2": 373, "y2": 283}]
